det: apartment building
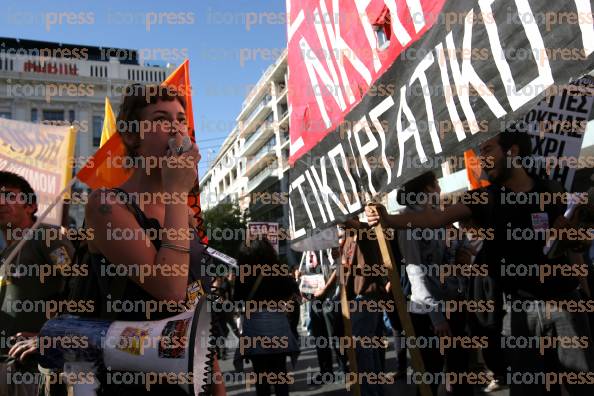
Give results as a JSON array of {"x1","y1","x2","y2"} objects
[{"x1": 200, "y1": 50, "x2": 295, "y2": 263}]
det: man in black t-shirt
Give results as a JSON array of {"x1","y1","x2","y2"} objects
[{"x1": 367, "y1": 132, "x2": 593, "y2": 396}]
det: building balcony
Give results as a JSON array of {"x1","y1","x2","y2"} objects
[
  {"x1": 242, "y1": 121, "x2": 274, "y2": 156},
  {"x1": 239, "y1": 100, "x2": 271, "y2": 138},
  {"x1": 248, "y1": 166, "x2": 277, "y2": 195},
  {"x1": 277, "y1": 87, "x2": 288, "y2": 103},
  {"x1": 278, "y1": 110, "x2": 289, "y2": 128},
  {"x1": 246, "y1": 141, "x2": 276, "y2": 177},
  {"x1": 280, "y1": 132, "x2": 290, "y2": 148}
]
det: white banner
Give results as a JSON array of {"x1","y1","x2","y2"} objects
[
  {"x1": 0, "y1": 119, "x2": 76, "y2": 225},
  {"x1": 512, "y1": 76, "x2": 594, "y2": 191}
]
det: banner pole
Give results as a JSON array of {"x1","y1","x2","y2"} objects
[
  {"x1": 367, "y1": 204, "x2": 434, "y2": 396},
  {"x1": 338, "y1": 232, "x2": 361, "y2": 396},
  {"x1": 1, "y1": 177, "x2": 79, "y2": 268}
]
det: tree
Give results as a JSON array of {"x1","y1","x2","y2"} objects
[{"x1": 202, "y1": 201, "x2": 248, "y2": 259}]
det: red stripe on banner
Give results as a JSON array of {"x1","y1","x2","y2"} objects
[{"x1": 287, "y1": 0, "x2": 447, "y2": 164}]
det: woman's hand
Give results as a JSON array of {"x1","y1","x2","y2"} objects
[
  {"x1": 8, "y1": 332, "x2": 38, "y2": 362},
  {"x1": 162, "y1": 134, "x2": 200, "y2": 194}
]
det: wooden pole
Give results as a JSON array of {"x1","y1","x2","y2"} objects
[
  {"x1": 338, "y1": 232, "x2": 361, "y2": 396},
  {"x1": 366, "y1": 204, "x2": 434, "y2": 396}
]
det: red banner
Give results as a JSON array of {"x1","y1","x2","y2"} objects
[{"x1": 287, "y1": 0, "x2": 447, "y2": 163}]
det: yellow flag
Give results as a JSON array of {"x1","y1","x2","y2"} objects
[{"x1": 99, "y1": 97, "x2": 116, "y2": 147}]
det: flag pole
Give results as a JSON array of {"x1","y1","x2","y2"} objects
[
  {"x1": 338, "y1": 232, "x2": 361, "y2": 396},
  {"x1": 1, "y1": 177, "x2": 79, "y2": 268},
  {"x1": 366, "y1": 203, "x2": 433, "y2": 396}
]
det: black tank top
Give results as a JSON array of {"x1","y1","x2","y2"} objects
[
  {"x1": 89, "y1": 188, "x2": 211, "y2": 321},
  {"x1": 87, "y1": 189, "x2": 211, "y2": 396}
]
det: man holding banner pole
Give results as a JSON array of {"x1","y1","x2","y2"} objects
[
  {"x1": 367, "y1": 131, "x2": 594, "y2": 396},
  {"x1": 338, "y1": 218, "x2": 434, "y2": 396}
]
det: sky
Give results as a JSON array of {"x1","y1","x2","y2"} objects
[{"x1": 0, "y1": 0, "x2": 287, "y2": 175}]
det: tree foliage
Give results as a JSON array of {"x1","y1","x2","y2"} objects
[{"x1": 202, "y1": 202, "x2": 248, "y2": 259}]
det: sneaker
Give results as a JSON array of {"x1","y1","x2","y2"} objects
[{"x1": 480, "y1": 379, "x2": 508, "y2": 393}]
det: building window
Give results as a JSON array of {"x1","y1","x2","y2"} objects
[
  {"x1": 375, "y1": 27, "x2": 390, "y2": 49},
  {"x1": 92, "y1": 116, "x2": 103, "y2": 147},
  {"x1": 42, "y1": 110, "x2": 64, "y2": 121},
  {"x1": 0, "y1": 112, "x2": 11, "y2": 119},
  {"x1": 31, "y1": 109, "x2": 38, "y2": 122},
  {"x1": 68, "y1": 110, "x2": 75, "y2": 123}
]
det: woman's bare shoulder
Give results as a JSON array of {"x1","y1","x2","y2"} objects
[{"x1": 85, "y1": 188, "x2": 132, "y2": 222}]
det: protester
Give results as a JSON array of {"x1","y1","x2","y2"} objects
[
  {"x1": 304, "y1": 249, "x2": 349, "y2": 384},
  {"x1": 394, "y1": 171, "x2": 471, "y2": 396},
  {"x1": 339, "y1": 218, "x2": 391, "y2": 396},
  {"x1": 459, "y1": 217, "x2": 507, "y2": 393},
  {"x1": 0, "y1": 171, "x2": 74, "y2": 396},
  {"x1": 233, "y1": 238, "x2": 299, "y2": 396},
  {"x1": 367, "y1": 231, "x2": 408, "y2": 383},
  {"x1": 305, "y1": 251, "x2": 333, "y2": 381},
  {"x1": 212, "y1": 275, "x2": 240, "y2": 360},
  {"x1": 324, "y1": 248, "x2": 349, "y2": 375},
  {"x1": 366, "y1": 131, "x2": 594, "y2": 396},
  {"x1": 81, "y1": 84, "x2": 225, "y2": 395}
]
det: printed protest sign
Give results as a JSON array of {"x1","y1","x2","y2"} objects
[{"x1": 0, "y1": 119, "x2": 76, "y2": 225}]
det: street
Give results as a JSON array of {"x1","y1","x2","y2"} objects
[{"x1": 218, "y1": 333, "x2": 509, "y2": 396}]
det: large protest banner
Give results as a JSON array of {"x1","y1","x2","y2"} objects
[
  {"x1": 0, "y1": 118, "x2": 76, "y2": 225},
  {"x1": 286, "y1": 0, "x2": 594, "y2": 247}
]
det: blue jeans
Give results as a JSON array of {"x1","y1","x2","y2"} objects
[{"x1": 350, "y1": 295, "x2": 384, "y2": 396}]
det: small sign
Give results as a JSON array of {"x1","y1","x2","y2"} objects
[{"x1": 247, "y1": 222, "x2": 279, "y2": 252}]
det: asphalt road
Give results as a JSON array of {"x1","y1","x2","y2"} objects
[{"x1": 217, "y1": 334, "x2": 509, "y2": 396}]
